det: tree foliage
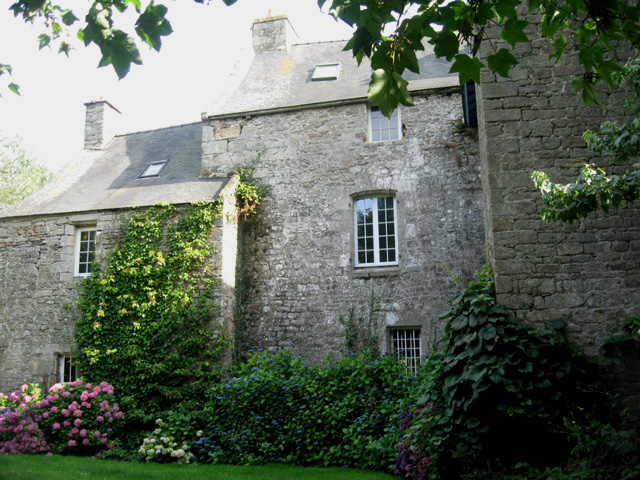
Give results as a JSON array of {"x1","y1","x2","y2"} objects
[
  {"x1": 4, "y1": 0, "x2": 237, "y2": 87},
  {"x1": 532, "y1": 58, "x2": 640, "y2": 222},
  {"x1": 0, "y1": 133, "x2": 51, "y2": 210},
  {"x1": 320, "y1": 0, "x2": 640, "y2": 116}
]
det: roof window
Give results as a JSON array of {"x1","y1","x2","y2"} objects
[
  {"x1": 140, "y1": 161, "x2": 168, "y2": 178},
  {"x1": 312, "y1": 63, "x2": 341, "y2": 81}
]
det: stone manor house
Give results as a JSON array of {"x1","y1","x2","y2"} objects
[{"x1": 1, "y1": 14, "x2": 639, "y2": 394}]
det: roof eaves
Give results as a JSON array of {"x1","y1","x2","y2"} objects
[{"x1": 203, "y1": 80, "x2": 460, "y2": 122}]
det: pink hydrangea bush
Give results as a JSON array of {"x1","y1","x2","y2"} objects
[
  {"x1": 0, "y1": 381, "x2": 123, "y2": 455},
  {"x1": 0, "y1": 385, "x2": 49, "y2": 454}
]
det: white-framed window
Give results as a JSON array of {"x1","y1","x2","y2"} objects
[
  {"x1": 75, "y1": 227, "x2": 97, "y2": 276},
  {"x1": 369, "y1": 106, "x2": 401, "y2": 142},
  {"x1": 390, "y1": 328, "x2": 421, "y2": 374},
  {"x1": 58, "y1": 353, "x2": 79, "y2": 383},
  {"x1": 355, "y1": 196, "x2": 398, "y2": 267}
]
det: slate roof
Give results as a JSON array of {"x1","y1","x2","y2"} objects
[
  {"x1": 207, "y1": 39, "x2": 458, "y2": 118},
  {"x1": 1, "y1": 123, "x2": 229, "y2": 219}
]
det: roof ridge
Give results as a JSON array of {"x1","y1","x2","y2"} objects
[
  {"x1": 291, "y1": 39, "x2": 349, "y2": 47},
  {"x1": 114, "y1": 121, "x2": 201, "y2": 139}
]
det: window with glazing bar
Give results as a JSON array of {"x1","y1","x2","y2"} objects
[
  {"x1": 75, "y1": 227, "x2": 96, "y2": 276},
  {"x1": 355, "y1": 196, "x2": 398, "y2": 267},
  {"x1": 369, "y1": 106, "x2": 401, "y2": 142},
  {"x1": 390, "y1": 328, "x2": 421, "y2": 374}
]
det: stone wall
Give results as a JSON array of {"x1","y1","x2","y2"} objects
[
  {"x1": 0, "y1": 201, "x2": 234, "y2": 394},
  {"x1": 0, "y1": 211, "x2": 121, "y2": 393},
  {"x1": 477, "y1": 15, "x2": 640, "y2": 354},
  {"x1": 203, "y1": 93, "x2": 486, "y2": 363}
]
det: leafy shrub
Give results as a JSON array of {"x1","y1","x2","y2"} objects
[
  {"x1": 167, "y1": 350, "x2": 420, "y2": 470},
  {"x1": 138, "y1": 418, "x2": 196, "y2": 464},
  {"x1": 458, "y1": 420, "x2": 640, "y2": 480},
  {"x1": 0, "y1": 381, "x2": 123, "y2": 456},
  {"x1": 396, "y1": 266, "x2": 606, "y2": 479}
]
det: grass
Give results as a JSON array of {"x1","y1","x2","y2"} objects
[{"x1": 0, "y1": 455, "x2": 397, "y2": 480}]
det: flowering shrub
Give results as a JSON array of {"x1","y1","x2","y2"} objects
[
  {"x1": 394, "y1": 407, "x2": 433, "y2": 480},
  {"x1": 0, "y1": 380, "x2": 124, "y2": 456},
  {"x1": 189, "y1": 350, "x2": 420, "y2": 470},
  {"x1": 0, "y1": 384, "x2": 49, "y2": 454},
  {"x1": 137, "y1": 418, "x2": 195, "y2": 464}
]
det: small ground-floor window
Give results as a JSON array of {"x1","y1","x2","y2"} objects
[
  {"x1": 389, "y1": 328, "x2": 421, "y2": 374},
  {"x1": 58, "y1": 353, "x2": 79, "y2": 383}
]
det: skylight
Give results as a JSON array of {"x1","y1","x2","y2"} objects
[
  {"x1": 312, "y1": 63, "x2": 341, "y2": 81},
  {"x1": 140, "y1": 161, "x2": 168, "y2": 178}
]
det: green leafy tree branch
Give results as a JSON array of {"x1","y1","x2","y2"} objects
[
  {"x1": 320, "y1": 0, "x2": 640, "y2": 116},
  {"x1": 532, "y1": 58, "x2": 640, "y2": 222}
]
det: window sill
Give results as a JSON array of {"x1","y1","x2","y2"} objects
[{"x1": 352, "y1": 266, "x2": 400, "y2": 278}]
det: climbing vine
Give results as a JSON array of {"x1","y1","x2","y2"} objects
[
  {"x1": 74, "y1": 171, "x2": 268, "y2": 423},
  {"x1": 74, "y1": 201, "x2": 230, "y2": 422}
]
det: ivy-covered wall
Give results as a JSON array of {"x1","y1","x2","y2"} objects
[{"x1": 0, "y1": 179, "x2": 239, "y2": 394}]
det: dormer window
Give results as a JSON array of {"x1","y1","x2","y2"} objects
[
  {"x1": 312, "y1": 63, "x2": 341, "y2": 81},
  {"x1": 140, "y1": 161, "x2": 168, "y2": 178}
]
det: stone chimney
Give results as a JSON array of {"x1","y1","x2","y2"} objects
[
  {"x1": 83, "y1": 100, "x2": 121, "y2": 150},
  {"x1": 251, "y1": 15, "x2": 298, "y2": 54}
]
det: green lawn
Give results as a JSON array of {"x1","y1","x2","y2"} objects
[{"x1": 0, "y1": 455, "x2": 397, "y2": 480}]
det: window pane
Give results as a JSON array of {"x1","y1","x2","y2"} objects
[
  {"x1": 366, "y1": 251, "x2": 374, "y2": 263},
  {"x1": 388, "y1": 237, "x2": 395, "y2": 249},
  {"x1": 358, "y1": 252, "x2": 366, "y2": 264},
  {"x1": 366, "y1": 238, "x2": 373, "y2": 250},
  {"x1": 380, "y1": 251, "x2": 387, "y2": 263},
  {"x1": 388, "y1": 251, "x2": 396, "y2": 262}
]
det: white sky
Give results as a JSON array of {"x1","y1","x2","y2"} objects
[{"x1": 0, "y1": 0, "x2": 354, "y2": 171}]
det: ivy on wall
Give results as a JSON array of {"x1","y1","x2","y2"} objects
[{"x1": 74, "y1": 201, "x2": 230, "y2": 421}]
